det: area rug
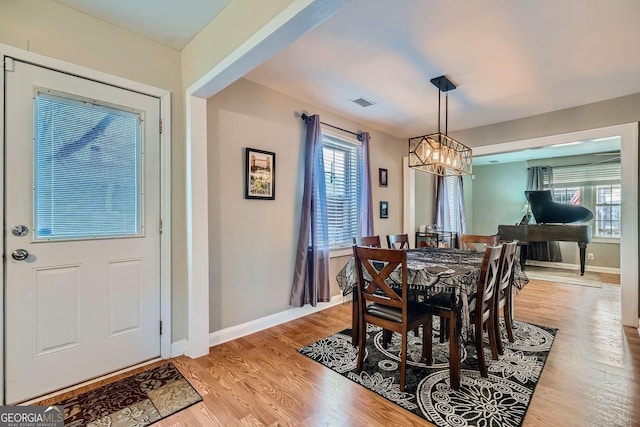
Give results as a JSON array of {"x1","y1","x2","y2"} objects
[
  {"x1": 524, "y1": 266, "x2": 603, "y2": 288},
  {"x1": 299, "y1": 320, "x2": 556, "y2": 427},
  {"x1": 57, "y1": 363, "x2": 202, "y2": 426}
]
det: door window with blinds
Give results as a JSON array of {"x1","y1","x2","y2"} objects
[
  {"x1": 551, "y1": 162, "x2": 621, "y2": 238},
  {"x1": 322, "y1": 133, "x2": 362, "y2": 248},
  {"x1": 34, "y1": 91, "x2": 142, "y2": 240}
]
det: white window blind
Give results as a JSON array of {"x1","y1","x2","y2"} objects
[
  {"x1": 552, "y1": 163, "x2": 620, "y2": 187},
  {"x1": 445, "y1": 176, "x2": 461, "y2": 233},
  {"x1": 550, "y1": 162, "x2": 621, "y2": 238},
  {"x1": 34, "y1": 92, "x2": 142, "y2": 240},
  {"x1": 322, "y1": 134, "x2": 362, "y2": 248}
]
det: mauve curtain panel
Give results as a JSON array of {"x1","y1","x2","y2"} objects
[
  {"x1": 358, "y1": 132, "x2": 374, "y2": 237},
  {"x1": 290, "y1": 114, "x2": 331, "y2": 307}
]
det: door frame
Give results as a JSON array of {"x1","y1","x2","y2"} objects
[
  {"x1": 0, "y1": 44, "x2": 172, "y2": 404},
  {"x1": 470, "y1": 123, "x2": 639, "y2": 328}
]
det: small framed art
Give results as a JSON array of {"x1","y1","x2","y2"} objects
[
  {"x1": 245, "y1": 148, "x2": 276, "y2": 200},
  {"x1": 380, "y1": 201, "x2": 389, "y2": 218},
  {"x1": 379, "y1": 168, "x2": 388, "y2": 187}
]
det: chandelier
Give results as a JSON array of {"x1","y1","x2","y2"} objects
[{"x1": 408, "y1": 75, "x2": 472, "y2": 176}]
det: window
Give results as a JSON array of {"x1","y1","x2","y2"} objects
[
  {"x1": 552, "y1": 187, "x2": 581, "y2": 205},
  {"x1": 322, "y1": 133, "x2": 362, "y2": 248},
  {"x1": 550, "y1": 162, "x2": 620, "y2": 238},
  {"x1": 595, "y1": 185, "x2": 621, "y2": 237},
  {"x1": 34, "y1": 92, "x2": 142, "y2": 240},
  {"x1": 444, "y1": 175, "x2": 462, "y2": 233}
]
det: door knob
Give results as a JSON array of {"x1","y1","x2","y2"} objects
[
  {"x1": 12, "y1": 225, "x2": 29, "y2": 237},
  {"x1": 12, "y1": 249, "x2": 29, "y2": 261}
]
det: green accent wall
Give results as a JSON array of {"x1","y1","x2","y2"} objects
[{"x1": 469, "y1": 162, "x2": 529, "y2": 234}]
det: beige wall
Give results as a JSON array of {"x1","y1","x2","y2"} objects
[
  {"x1": 0, "y1": 0, "x2": 309, "y2": 342},
  {"x1": 458, "y1": 94, "x2": 638, "y2": 271},
  {"x1": 0, "y1": 0, "x2": 189, "y2": 339},
  {"x1": 206, "y1": 78, "x2": 404, "y2": 331},
  {"x1": 451, "y1": 93, "x2": 640, "y2": 148},
  {"x1": 414, "y1": 170, "x2": 436, "y2": 232},
  {"x1": 415, "y1": 93, "x2": 638, "y2": 269}
]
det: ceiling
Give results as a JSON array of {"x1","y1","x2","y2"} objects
[
  {"x1": 54, "y1": 0, "x2": 640, "y2": 152},
  {"x1": 472, "y1": 136, "x2": 621, "y2": 166},
  {"x1": 54, "y1": 0, "x2": 230, "y2": 50},
  {"x1": 245, "y1": 0, "x2": 640, "y2": 139}
]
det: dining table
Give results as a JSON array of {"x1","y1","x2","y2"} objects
[
  {"x1": 336, "y1": 246, "x2": 529, "y2": 387},
  {"x1": 336, "y1": 247, "x2": 529, "y2": 389}
]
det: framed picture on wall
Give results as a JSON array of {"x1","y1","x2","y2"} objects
[
  {"x1": 245, "y1": 148, "x2": 276, "y2": 200},
  {"x1": 379, "y1": 168, "x2": 388, "y2": 187},
  {"x1": 380, "y1": 201, "x2": 389, "y2": 218}
]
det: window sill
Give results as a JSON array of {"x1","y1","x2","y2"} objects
[
  {"x1": 330, "y1": 247, "x2": 353, "y2": 258},
  {"x1": 591, "y1": 237, "x2": 620, "y2": 244}
]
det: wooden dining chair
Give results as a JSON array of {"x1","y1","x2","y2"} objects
[
  {"x1": 386, "y1": 234, "x2": 410, "y2": 249},
  {"x1": 460, "y1": 234, "x2": 500, "y2": 251},
  {"x1": 468, "y1": 244, "x2": 503, "y2": 377},
  {"x1": 352, "y1": 235, "x2": 382, "y2": 248},
  {"x1": 494, "y1": 241, "x2": 518, "y2": 355},
  {"x1": 352, "y1": 245, "x2": 431, "y2": 391}
]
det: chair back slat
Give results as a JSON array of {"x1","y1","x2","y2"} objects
[
  {"x1": 460, "y1": 234, "x2": 500, "y2": 251},
  {"x1": 476, "y1": 245, "x2": 503, "y2": 311},
  {"x1": 386, "y1": 234, "x2": 410, "y2": 249},
  {"x1": 353, "y1": 235, "x2": 381, "y2": 248},
  {"x1": 497, "y1": 241, "x2": 518, "y2": 294}
]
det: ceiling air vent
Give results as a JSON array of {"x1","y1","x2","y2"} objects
[{"x1": 350, "y1": 97, "x2": 376, "y2": 108}]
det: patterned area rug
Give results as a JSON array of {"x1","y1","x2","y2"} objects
[
  {"x1": 299, "y1": 320, "x2": 556, "y2": 427},
  {"x1": 58, "y1": 363, "x2": 202, "y2": 426}
]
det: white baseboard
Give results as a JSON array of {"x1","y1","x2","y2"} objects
[
  {"x1": 209, "y1": 294, "x2": 350, "y2": 347},
  {"x1": 526, "y1": 260, "x2": 620, "y2": 275},
  {"x1": 169, "y1": 294, "x2": 351, "y2": 357}
]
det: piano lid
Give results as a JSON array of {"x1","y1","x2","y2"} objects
[{"x1": 525, "y1": 190, "x2": 593, "y2": 224}]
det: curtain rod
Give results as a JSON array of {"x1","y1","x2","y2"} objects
[{"x1": 300, "y1": 113, "x2": 361, "y2": 137}]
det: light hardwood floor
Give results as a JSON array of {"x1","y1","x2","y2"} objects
[{"x1": 41, "y1": 275, "x2": 640, "y2": 426}]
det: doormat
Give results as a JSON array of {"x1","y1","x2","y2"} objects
[{"x1": 55, "y1": 363, "x2": 201, "y2": 426}]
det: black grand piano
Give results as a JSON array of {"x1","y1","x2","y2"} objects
[{"x1": 498, "y1": 190, "x2": 593, "y2": 275}]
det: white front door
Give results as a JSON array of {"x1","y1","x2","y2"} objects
[{"x1": 4, "y1": 59, "x2": 161, "y2": 404}]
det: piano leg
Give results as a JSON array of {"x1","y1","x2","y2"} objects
[
  {"x1": 519, "y1": 244, "x2": 528, "y2": 271},
  {"x1": 578, "y1": 242, "x2": 587, "y2": 276}
]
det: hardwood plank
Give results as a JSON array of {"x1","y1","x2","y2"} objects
[{"x1": 35, "y1": 276, "x2": 639, "y2": 426}]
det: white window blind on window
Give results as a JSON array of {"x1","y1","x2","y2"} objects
[
  {"x1": 34, "y1": 92, "x2": 141, "y2": 240},
  {"x1": 552, "y1": 163, "x2": 620, "y2": 187},
  {"x1": 445, "y1": 175, "x2": 460, "y2": 233},
  {"x1": 322, "y1": 134, "x2": 361, "y2": 247}
]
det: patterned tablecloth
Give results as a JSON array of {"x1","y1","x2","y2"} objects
[{"x1": 336, "y1": 247, "x2": 529, "y2": 341}]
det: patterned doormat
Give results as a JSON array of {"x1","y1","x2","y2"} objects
[
  {"x1": 56, "y1": 363, "x2": 201, "y2": 426},
  {"x1": 299, "y1": 320, "x2": 556, "y2": 427}
]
